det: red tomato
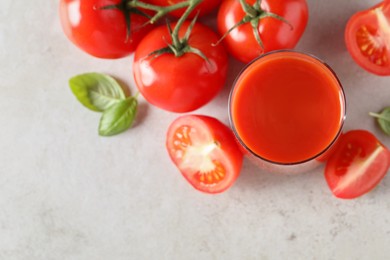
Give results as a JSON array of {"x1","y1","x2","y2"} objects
[
  {"x1": 166, "y1": 115, "x2": 243, "y2": 193},
  {"x1": 325, "y1": 130, "x2": 390, "y2": 199},
  {"x1": 217, "y1": 0, "x2": 308, "y2": 63},
  {"x1": 345, "y1": 1, "x2": 390, "y2": 76},
  {"x1": 133, "y1": 22, "x2": 228, "y2": 113},
  {"x1": 147, "y1": 0, "x2": 221, "y2": 18},
  {"x1": 59, "y1": 0, "x2": 151, "y2": 58}
]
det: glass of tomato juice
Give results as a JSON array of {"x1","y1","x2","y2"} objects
[{"x1": 229, "y1": 50, "x2": 346, "y2": 173}]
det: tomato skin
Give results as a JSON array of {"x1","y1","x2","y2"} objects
[
  {"x1": 147, "y1": 0, "x2": 221, "y2": 18},
  {"x1": 345, "y1": 1, "x2": 390, "y2": 76},
  {"x1": 217, "y1": 0, "x2": 308, "y2": 63},
  {"x1": 133, "y1": 22, "x2": 228, "y2": 113},
  {"x1": 166, "y1": 115, "x2": 243, "y2": 194},
  {"x1": 325, "y1": 130, "x2": 390, "y2": 199},
  {"x1": 59, "y1": 0, "x2": 151, "y2": 59}
]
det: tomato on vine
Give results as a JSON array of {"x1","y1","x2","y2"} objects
[
  {"x1": 133, "y1": 18, "x2": 228, "y2": 113},
  {"x1": 345, "y1": 1, "x2": 390, "y2": 76},
  {"x1": 217, "y1": 0, "x2": 308, "y2": 63},
  {"x1": 59, "y1": 0, "x2": 152, "y2": 59}
]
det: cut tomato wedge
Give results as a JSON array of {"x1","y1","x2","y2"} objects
[
  {"x1": 325, "y1": 130, "x2": 390, "y2": 199},
  {"x1": 345, "y1": 1, "x2": 390, "y2": 75},
  {"x1": 166, "y1": 115, "x2": 243, "y2": 194}
]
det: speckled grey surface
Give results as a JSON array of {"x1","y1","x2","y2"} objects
[{"x1": 1, "y1": 0, "x2": 390, "y2": 259}]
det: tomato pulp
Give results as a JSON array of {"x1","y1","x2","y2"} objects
[
  {"x1": 325, "y1": 130, "x2": 390, "y2": 199},
  {"x1": 166, "y1": 115, "x2": 243, "y2": 194},
  {"x1": 229, "y1": 51, "x2": 346, "y2": 166},
  {"x1": 345, "y1": 1, "x2": 390, "y2": 75}
]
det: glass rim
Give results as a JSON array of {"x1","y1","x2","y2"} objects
[{"x1": 228, "y1": 49, "x2": 347, "y2": 166}]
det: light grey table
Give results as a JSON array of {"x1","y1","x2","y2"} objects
[{"x1": 1, "y1": 0, "x2": 389, "y2": 259}]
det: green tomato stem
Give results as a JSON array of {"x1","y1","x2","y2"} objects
[
  {"x1": 171, "y1": 0, "x2": 202, "y2": 48},
  {"x1": 219, "y1": 0, "x2": 292, "y2": 49},
  {"x1": 128, "y1": 0, "x2": 191, "y2": 24},
  {"x1": 239, "y1": 0, "x2": 257, "y2": 17},
  {"x1": 142, "y1": 0, "x2": 206, "y2": 60}
]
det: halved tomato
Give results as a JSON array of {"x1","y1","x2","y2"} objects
[
  {"x1": 166, "y1": 115, "x2": 243, "y2": 194},
  {"x1": 325, "y1": 130, "x2": 390, "y2": 199},
  {"x1": 345, "y1": 1, "x2": 390, "y2": 75}
]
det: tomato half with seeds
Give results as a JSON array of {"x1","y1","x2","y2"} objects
[
  {"x1": 166, "y1": 115, "x2": 243, "y2": 194},
  {"x1": 59, "y1": 0, "x2": 151, "y2": 58},
  {"x1": 325, "y1": 130, "x2": 390, "y2": 199},
  {"x1": 345, "y1": 1, "x2": 390, "y2": 75}
]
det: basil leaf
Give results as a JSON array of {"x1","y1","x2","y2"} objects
[
  {"x1": 369, "y1": 107, "x2": 390, "y2": 135},
  {"x1": 99, "y1": 97, "x2": 138, "y2": 136},
  {"x1": 69, "y1": 73, "x2": 126, "y2": 112}
]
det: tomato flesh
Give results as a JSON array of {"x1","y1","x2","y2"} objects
[
  {"x1": 193, "y1": 160, "x2": 226, "y2": 186},
  {"x1": 356, "y1": 24, "x2": 389, "y2": 66},
  {"x1": 166, "y1": 115, "x2": 243, "y2": 193},
  {"x1": 325, "y1": 130, "x2": 390, "y2": 199},
  {"x1": 345, "y1": 1, "x2": 390, "y2": 75}
]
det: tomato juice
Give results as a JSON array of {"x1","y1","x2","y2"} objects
[{"x1": 229, "y1": 51, "x2": 346, "y2": 169}]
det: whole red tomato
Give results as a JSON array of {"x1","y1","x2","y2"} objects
[
  {"x1": 59, "y1": 0, "x2": 151, "y2": 59},
  {"x1": 345, "y1": 1, "x2": 390, "y2": 76},
  {"x1": 166, "y1": 115, "x2": 243, "y2": 193},
  {"x1": 217, "y1": 0, "x2": 308, "y2": 63},
  {"x1": 147, "y1": 0, "x2": 221, "y2": 18},
  {"x1": 133, "y1": 22, "x2": 228, "y2": 113}
]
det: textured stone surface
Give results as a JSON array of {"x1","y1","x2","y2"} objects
[{"x1": 1, "y1": 0, "x2": 390, "y2": 259}]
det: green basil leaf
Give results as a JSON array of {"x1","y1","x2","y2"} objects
[
  {"x1": 69, "y1": 73, "x2": 126, "y2": 112},
  {"x1": 369, "y1": 107, "x2": 390, "y2": 135},
  {"x1": 99, "y1": 97, "x2": 138, "y2": 136}
]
